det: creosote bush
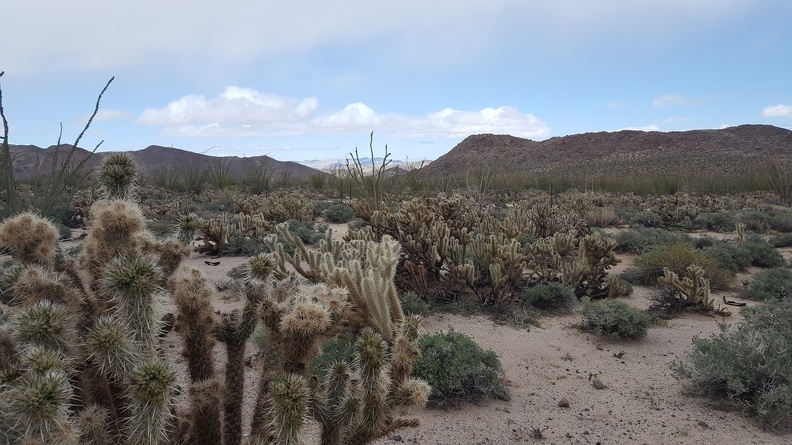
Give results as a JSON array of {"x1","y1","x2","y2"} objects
[
  {"x1": 413, "y1": 329, "x2": 508, "y2": 408},
  {"x1": 580, "y1": 298, "x2": 651, "y2": 339},
  {"x1": 740, "y1": 267, "x2": 792, "y2": 301},
  {"x1": 672, "y1": 298, "x2": 792, "y2": 431},
  {"x1": 520, "y1": 282, "x2": 575, "y2": 311}
]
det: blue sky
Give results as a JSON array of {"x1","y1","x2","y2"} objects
[{"x1": 2, "y1": 1, "x2": 791, "y2": 163}]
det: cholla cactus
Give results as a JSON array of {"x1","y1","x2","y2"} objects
[
  {"x1": 97, "y1": 153, "x2": 139, "y2": 200},
  {"x1": 658, "y1": 265, "x2": 714, "y2": 310},
  {"x1": 0, "y1": 212, "x2": 60, "y2": 268}
]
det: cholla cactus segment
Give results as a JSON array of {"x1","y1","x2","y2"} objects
[
  {"x1": 103, "y1": 253, "x2": 161, "y2": 352},
  {"x1": 171, "y1": 268, "x2": 216, "y2": 382},
  {"x1": 12, "y1": 265, "x2": 80, "y2": 307},
  {"x1": 246, "y1": 253, "x2": 278, "y2": 282},
  {"x1": 13, "y1": 300, "x2": 73, "y2": 351},
  {"x1": 4, "y1": 370, "x2": 73, "y2": 440},
  {"x1": 268, "y1": 374, "x2": 310, "y2": 445},
  {"x1": 354, "y1": 328, "x2": 389, "y2": 383},
  {"x1": 22, "y1": 347, "x2": 71, "y2": 375},
  {"x1": 76, "y1": 404, "x2": 110, "y2": 445},
  {"x1": 126, "y1": 360, "x2": 174, "y2": 445},
  {"x1": 0, "y1": 212, "x2": 60, "y2": 268},
  {"x1": 98, "y1": 153, "x2": 139, "y2": 200},
  {"x1": 176, "y1": 213, "x2": 202, "y2": 246},
  {"x1": 85, "y1": 315, "x2": 141, "y2": 378},
  {"x1": 389, "y1": 377, "x2": 431, "y2": 410},
  {"x1": 657, "y1": 265, "x2": 714, "y2": 310}
]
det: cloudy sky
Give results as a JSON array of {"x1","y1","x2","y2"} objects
[{"x1": 2, "y1": 1, "x2": 791, "y2": 163}]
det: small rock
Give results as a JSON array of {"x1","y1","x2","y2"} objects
[
  {"x1": 592, "y1": 378, "x2": 607, "y2": 389},
  {"x1": 391, "y1": 434, "x2": 403, "y2": 442},
  {"x1": 558, "y1": 398, "x2": 570, "y2": 408},
  {"x1": 698, "y1": 421, "x2": 710, "y2": 429},
  {"x1": 595, "y1": 344, "x2": 604, "y2": 350}
]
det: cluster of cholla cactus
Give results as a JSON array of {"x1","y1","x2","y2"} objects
[
  {"x1": 353, "y1": 194, "x2": 621, "y2": 305},
  {"x1": 0, "y1": 153, "x2": 186, "y2": 444},
  {"x1": 1, "y1": 153, "x2": 429, "y2": 444},
  {"x1": 189, "y1": 212, "x2": 272, "y2": 255},
  {"x1": 657, "y1": 265, "x2": 715, "y2": 311}
]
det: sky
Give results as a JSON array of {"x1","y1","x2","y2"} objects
[{"x1": 1, "y1": 1, "x2": 791, "y2": 164}]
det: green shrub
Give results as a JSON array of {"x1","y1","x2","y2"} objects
[
  {"x1": 520, "y1": 283, "x2": 575, "y2": 310},
  {"x1": 322, "y1": 203, "x2": 355, "y2": 223},
  {"x1": 218, "y1": 234, "x2": 270, "y2": 256},
  {"x1": 613, "y1": 227, "x2": 693, "y2": 254},
  {"x1": 57, "y1": 223, "x2": 73, "y2": 241},
  {"x1": 672, "y1": 298, "x2": 792, "y2": 431},
  {"x1": 286, "y1": 219, "x2": 326, "y2": 245},
  {"x1": 308, "y1": 334, "x2": 356, "y2": 378},
  {"x1": 146, "y1": 219, "x2": 175, "y2": 239},
  {"x1": 414, "y1": 329, "x2": 508, "y2": 408},
  {"x1": 769, "y1": 212, "x2": 792, "y2": 233},
  {"x1": 703, "y1": 244, "x2": 752, "y2": 273},
  {"x1": 743, "y1": 242, "x2": 786, "y2": 268},
  {"x1": 770, "y1": 232, "x2": 792, "y2": 248},
  {"x1": 627, "y1": 243, "x2": 734, "y2": 290},
  {"x1": 399, "y1": 291, "x2": 432, "y2": 316},
  {"x1": 627, "y1": 211, "x2": 664, "y2": 228},
  {"x1": 741, "y1": 268, "x2": 792, "y2": 301},
  {"x1": 580, "y1": 298, "x2": 651, "y2": 339},
  {"x1": 691, "y1": 212, "x2": 736, "y2": 232}
]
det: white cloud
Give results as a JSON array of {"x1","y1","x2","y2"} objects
[
  {"x1": 138, "y1": 87, "x2": 318, "y2": 128},
  {"x1": 0, "y1": 1, "x2": 765, "y2": 73},
  {"x1": 137, "y1": 87, "x2": 548, "y2": 140},
  {"x1": 664, "y1": 116, "x2": 691, "y2": 123},
  {"x1": 762, "y1": 104, "x2": 792, "y2": 117},
  {"x1": 652, "y1": 94, "x2": 699, "y2": 107}
]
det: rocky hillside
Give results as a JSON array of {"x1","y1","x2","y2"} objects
[
  {"x1": 8, "y1": 144, "x2": 322, "y2": 182},
  {"x1": 424, "y1": 125, "x2": 792, "y2": 179}
]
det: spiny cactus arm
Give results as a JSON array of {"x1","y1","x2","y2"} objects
[
  {"x1": 13, "y1": 300, "x2": 74, "y2": 352},
  {"x1": 184, "y1": 378, "x2": 223, "y2": 445},
  {"x1": 85, "y1": 315, "x2": 141, "y2": 380},
  {"x1": 2, "y1": 370, "x2": 73, "y2": 441},
  {"x1": 280, "y1": 301, "x2": 332, "y2": 373},
  {"x1": 389, "y1": 316, "x2": 422, "y2": 386},
  {"x1": 76, "y1": 404, "x2": 111, "y2": 445},
  {"x1": 171, "y1": 268, "x2": 216, "y2": 382},
  {"x1": 125, "y1": 360, "x2": 174, "y2": 445},
  {"x1": 735, "y1": 222, "x2": 746, "y2": 247},
  {"x1": 345, "y1": 329, "x2": 392, "y2": 445},
  {"x1": 215, "y1": 293, "x2": 260, "y2": 445},
  {"x1": 268, "y1": 374, "x2": 310, "y2": 445},
  {"x1": 102, "y1": 253, "x2": 161, "y2": 354},
  {"x1": 97, "y1": 153, "x2": 139, "y2": 200}
]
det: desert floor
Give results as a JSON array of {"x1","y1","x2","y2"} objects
[
  {"x1": 169, "y1": 229, "x2": 791, "y2": 445},
  {"x1": 46, "y1": 227, "x2": 791, "y2": 445}
]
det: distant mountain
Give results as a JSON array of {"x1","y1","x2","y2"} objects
[
  {"x1": 424, "y1": 125, "x2": 792, "y2": 179},
  {"x1": 8, "y1": 144, "x2": 324, "y2": 182},
  {"x1": 297, "y1": 157, "x2": 415, "y2": 172}
]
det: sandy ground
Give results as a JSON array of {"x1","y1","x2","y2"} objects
[
  {"x1": 6, "y1": 227, "x2": 789, "y2": 444},
  {"x1": 167, "y1": 230, "x2": 790, "y2": 445}
]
